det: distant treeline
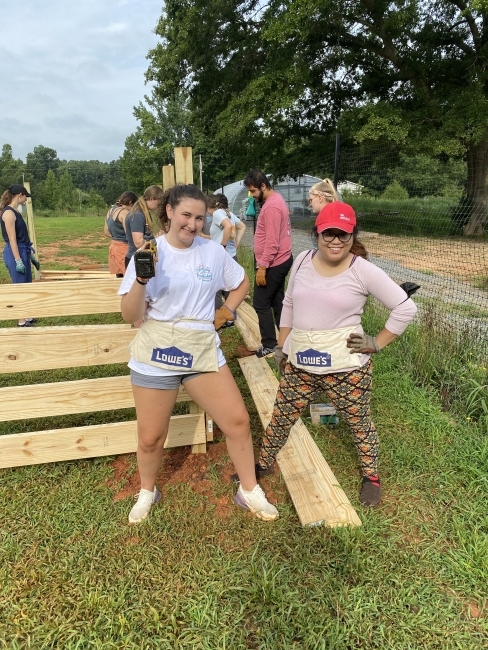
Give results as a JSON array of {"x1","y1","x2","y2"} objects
[{"x1": 0, "y1": 144, "x2": 126, "y2": 212}]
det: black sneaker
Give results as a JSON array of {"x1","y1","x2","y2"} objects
[
  {"x1": 359, "y1": 476, "x2": 381, "y2": 507},
  {"x1": 255, "y1": 346, "x2": 274, "y2": 358},
  {"x1": 230, "y1": 463, "x2": 275, "y2": 483}
]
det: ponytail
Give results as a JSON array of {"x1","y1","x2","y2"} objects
[
  {"x1": 127, "y1": 185, "x2": 164, "y2": 233},
  {"x1": 310, "y1": 178, "x2": 339, "y2": 203},
  {"x1": 0, "y1": 190, "x2": 14, "y2": 210}
]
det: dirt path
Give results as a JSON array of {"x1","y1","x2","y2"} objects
[{"x1": 242, "y1": 227, "x2": 488, "y2": 310}]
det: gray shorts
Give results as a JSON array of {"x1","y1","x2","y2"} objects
[{"x1": 130, "y1": 369, "x2": 204, "y2": 390}]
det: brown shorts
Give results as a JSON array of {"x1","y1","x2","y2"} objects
[{"x1": 108, "y1": 240, "x2": 129, "y2": 275}]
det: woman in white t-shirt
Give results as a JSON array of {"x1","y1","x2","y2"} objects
[
  {"x1": 119, "y1": 184, "x2": 277, "y2": 524},
  {"x1": 207, "y1": 193, "x2": 246, "y2": 309},
  {"x1": 206, "y1": 193, "x2": 246, "y2": 260}
]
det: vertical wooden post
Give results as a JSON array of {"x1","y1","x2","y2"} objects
[
  {"x1": 162, "y1": 165, "x2": 176, "y2": 191},
  {"x1": 174, "y1": 147, "x2": 194, "y2": 184},
  {"x1": 23, "y1": 182, "x2": 40, "y2": 280},
  {"x1": 190, "y1": 402, "x2": 206, "y2": 453}
]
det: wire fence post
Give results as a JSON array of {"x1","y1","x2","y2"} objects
[{"x1": 334, "y1": 132, "x2": 341, "y2": 189}]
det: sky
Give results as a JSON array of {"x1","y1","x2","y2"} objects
[{"x1": 1, "y1": 0, "x2": 163, "y2": 163}]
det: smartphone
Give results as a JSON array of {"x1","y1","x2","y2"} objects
[{"x1": 134, "y1": 251, "x2": 155, "y2": 279}]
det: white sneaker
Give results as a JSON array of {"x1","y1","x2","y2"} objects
[
  {"x1": 128, "y1": 487, "x2": 161, "y2": 524},
  {"x1": 234, "y1": 484, "x2": 279, "y2": 521}
]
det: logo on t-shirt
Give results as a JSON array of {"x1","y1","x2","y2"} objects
[
  {"x1": 151, "y1": 346, "x2": 193, "y2": 368},
  {"x1": 296, "y1": 348, "x2": 331, "y2": 367},
  {"x1": 195, "y1": 264, "x2": 213, "y2": 281}
]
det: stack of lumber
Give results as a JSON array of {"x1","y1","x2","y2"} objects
[
  {"x1": 0, "y1": 278, "x2": 210, "y2": 469},
  {"x1": 236, "y1": 301, "x2": 361, "y2": 528}
]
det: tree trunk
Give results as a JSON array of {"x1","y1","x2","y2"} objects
[{"x1": 464, "y1": 140, "x2": 488, "y2": 236}]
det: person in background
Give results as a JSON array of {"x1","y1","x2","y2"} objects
[
  {"x1": 308, "y1": 178, "x2": 339, "y2": 216},
  {"x1": 207, "y1": 193, "x2": 246, "y2": 261},
  {"x1": 243, "y1": 169, "x2": 293, "y2": 358},
  {"x1": 255, "y1": 201, "x2": 417, "y2": 507},
  {"x1": 0, "y1": 184, "x2": 40, "y2": 327},
  {"x1": 118, "y1": 184, "x2": 278, "y2": 524},
  {"x1": 206, "y1": 193, "x2": 247, "y2": 311},
  {"x1": 104, "y1": 191, "x2": 137, "y2": 277},
  {"x1": 125, "y1": 186, "x2": 165, "y2": 269}
]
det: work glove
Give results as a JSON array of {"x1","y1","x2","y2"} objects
[
  {"x1": 15, "y1": 258, "x2": 26, "y2": 274},
  {"x1": 274, "y1": 346, "x2": 288, "y2": 376},
  {"x1": 30, "y1": 255, "x2": 40, "y2": 271},
  {"x1": 399, "y1": 282, "x2": 420, "y2": 298},
  {"x1": 214, "y1": 305, "x2": 236, "y2": 331},
  {"x1": 256, "y1": 266, "x2": 267, "y2": 286},
  {"x1": 346, "y1": 332, "x2": 380, "y2": 354}
]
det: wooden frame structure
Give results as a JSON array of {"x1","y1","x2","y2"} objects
[
  {"x1": 0, "y1": 278, "x2": 211, "y2": 469},
  {"x1": 236, "y1": 302, "x2": 361, "y2": 528}
]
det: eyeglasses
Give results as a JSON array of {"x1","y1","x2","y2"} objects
[{"x1": 320, "y1": 229, "x2": 353, "y2": 243}]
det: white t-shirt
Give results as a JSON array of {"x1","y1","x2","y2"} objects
[
  {"x1": 118, "y1": 235, "x2": 245, "y2": 376},
  {"x1": 210, "y1": 208, "x2": 240, "y2": 257}
]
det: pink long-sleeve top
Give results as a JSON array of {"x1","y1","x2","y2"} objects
[
  {"x1": 253, "y1": 191, "x2": 292, "y2": 268},
  {"x1": 281, "y1": 250, "x2": 417, "y2": 371}
]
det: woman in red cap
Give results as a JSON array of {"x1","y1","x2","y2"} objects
[
  {"x1": 0, "y1": 184, "x2": 39, "y2": 327},
  {"x1": 253, "y1": 201, "x2": 418, "y2": 507}
]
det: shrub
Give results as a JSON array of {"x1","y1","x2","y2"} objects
[{"x1": 381, "y1": 180, "x2": 409, "y2": 200}]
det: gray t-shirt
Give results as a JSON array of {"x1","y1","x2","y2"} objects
[{"x1": 125, "y1": 210, "x2": 153, "y2": 259}]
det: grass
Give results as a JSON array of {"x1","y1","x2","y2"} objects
[{"x1": 0, "y1": 218, "x2": 487, "y2": 647}]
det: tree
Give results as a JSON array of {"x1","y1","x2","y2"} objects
[
  {"x1": 41, "y1": 169, "x2": 59, "y2": 209},
  {"x1": 88, "y1": 189, "x2": 107, "y2": 215},
  {"x1": 57, "y1": 170, "x2": 77, "y2": 212},
  {"x1": 147, "y1": 0, "x2": 488, "y2": 234},
  {"x1": 25, "y1": 145, "x2": 60, "y2": 188},
  {"x1": 0, "y1": 144, "x2": 25, "y2": 189},
  {"x1": 120, "y1": 91, "x2": 224, "y2": 192}
]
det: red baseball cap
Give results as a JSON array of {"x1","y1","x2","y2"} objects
[{"x1": 315, "y1": 201, "x2": 356, "y2": 234}]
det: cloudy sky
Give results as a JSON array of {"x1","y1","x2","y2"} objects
[{"x1": 1, "y1": 0, "x2": 162, "y2": 162}]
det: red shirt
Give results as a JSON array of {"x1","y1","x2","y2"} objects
[{"x1": 253, "y1": 191, "x2": 292, "y2": 268}]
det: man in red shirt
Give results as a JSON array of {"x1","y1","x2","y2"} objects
[{"x1": 244, "y1": 169, "x2": 293, "y2": 357}]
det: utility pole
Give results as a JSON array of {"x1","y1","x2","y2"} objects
[{"x1": 199, "y1": 154, "x2": 203, "y2": 190}]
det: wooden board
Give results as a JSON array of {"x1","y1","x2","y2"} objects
[
  {"x1": 238, "y1": 355, "x2": 361, "y2": 528},
  {"x1": 235, "y1": 314, "x2": 261, "y2": 351},
  {"x1": 40, "y1": 270, "x2": 112, "y2": 280},
  {"x1": 236, "y1": 302, "x2": 278, "y2": 350},
  {"x1": 162, "y1": 165, "x2": 176, "y2": 190},
  {"x1": 0, "y1": 376, "x2": 192, "y2": 422},
  {"x1": 238, "y1": 300, "x2": 259, "y2": 324},
  {"x1": 23, "y1": 182, "x2": 40, "y2": 281},
  {"x1": 0, "y1": 278, "x2": 121, "y2": 320},
  {"x1": 0, "y1": 325, "x2": 134, "y2": 373},
  {"x1": 0, "y1": 413, "x2": 206, "y2": 468},
  {"x1": 190, "y1": 402, "x2": 206, "y2": 454},
  {"x1": 174, "y1": 147, "x2": 193, "y2": 184}
]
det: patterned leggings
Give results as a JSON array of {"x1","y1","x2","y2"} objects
[{"x1": 258, "y1": 360, "x2": 379, "y2": 477}]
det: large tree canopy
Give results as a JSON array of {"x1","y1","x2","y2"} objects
[{"x1": 147, "y1": 0, "x2": 488, "y2": 234}]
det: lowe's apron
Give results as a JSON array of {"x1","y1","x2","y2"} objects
[
  {"x1": 288, "y1": 326, "x2": 361, "y2": 375},
  {"x1": 129, "y1": 318, "x2": 219, "y2": 373}
]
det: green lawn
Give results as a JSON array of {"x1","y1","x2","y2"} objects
[{"x1": 0, "y1": 217, "x2": 486, "y2": 648}]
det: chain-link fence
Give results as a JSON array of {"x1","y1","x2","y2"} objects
[{"x1": 217, "y1": 145, "x2": 488, "y2": 357}]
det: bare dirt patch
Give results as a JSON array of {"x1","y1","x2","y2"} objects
[
  {"x1": 40, "y1": 236, "x2": 106, "y2": 267},
  {"x1": 107, "y1": 438, "x2": 280, "y2": 519},
  {"x1": 360, "y1": 233, "x2": 488, "y2": 285}
]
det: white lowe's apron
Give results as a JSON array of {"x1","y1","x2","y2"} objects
[
  {"x1": 288, "y1": 326, "x2": 361, "y2": 375},
  {"x1": 129, "y1": 319, "x2": 219, "y2": 373}
]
